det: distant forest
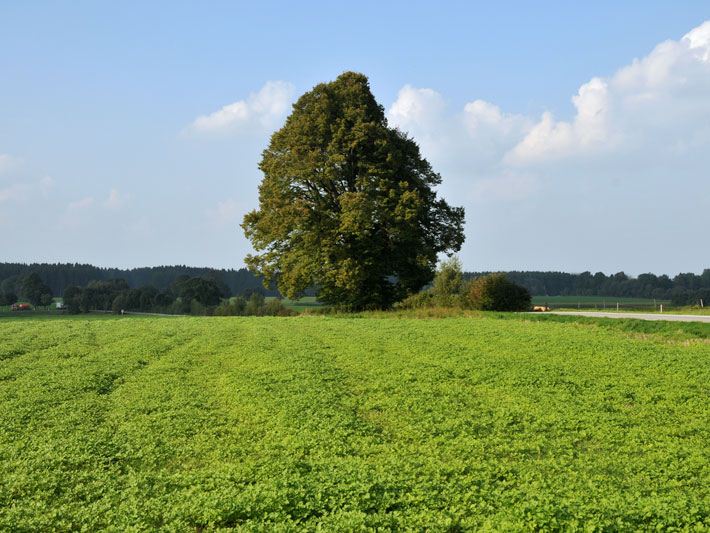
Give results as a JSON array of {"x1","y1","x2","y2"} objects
[
  {"x1": 0, "y1": 263, "x2": 708, "y2": 305},
  {"x1": 0, "y1": 263, "x2": 279, "y2": 298}
]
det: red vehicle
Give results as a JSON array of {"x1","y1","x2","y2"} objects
[{"x1": 10, "y1": 303, "x2": 32, "y2": 311}]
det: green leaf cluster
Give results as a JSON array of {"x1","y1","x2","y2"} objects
[{"x1": 465, "y1": 272, "x2": 532, "y2": 311}]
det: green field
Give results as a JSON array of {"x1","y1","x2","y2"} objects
[
  {"x1": 278, "y1": 296, "x2": 324, "y2": 312},
  {"x1": 1, "y1": 315, "x2": 708, "y2": 530}
]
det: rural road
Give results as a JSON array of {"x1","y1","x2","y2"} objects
[{"x1": 544, "y1": 311, "x2": 710, "y2": 323}]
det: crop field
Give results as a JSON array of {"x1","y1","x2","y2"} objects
[
  {"x1": 277, "y1": 296, "x2": 324, "y2": 312},
  {"x1": 0, "y1": 315, "x2": 708, "y2": 530}
]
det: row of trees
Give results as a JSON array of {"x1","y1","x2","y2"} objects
[
  {"x1": 62, "y1": 276, "x2": 291, "y2": 316},
  {"x1": 0, "y1": 263, "x2": 278, "y2": 297},
  {"x1": 487, "y1": 270, "x2": 710, "y2": 305},
  {"x1": 0, "y1": 273, "x2": 53, "y2": 307},
  {"x1": 3, "y1": 266, "x2": 708, "y2": 310}
]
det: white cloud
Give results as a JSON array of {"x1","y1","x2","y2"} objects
[
  {"x1": 0, "y1": 155, "x2": 54, "y2": 204},
  {"x1": 0, "y1": 183, "x2": 26, "y2": 203},
  {"x1": 206, "y1": 198, "x2": 241, "y2": 226},
  {"x1": 39, "y1": 175, "x2": 54, "y2": 196},
  {"x1": 507, "y1": 21, "x2": 710, "y2": 165},
  {"x1": 505, "y1": 77, "x2": 612, "y2": 164},
  {"x1": 104, "y1": 188, "x2": 128, "y2": 210},
  {"x1": 381, "y1": 21, "x2": 710, "y2": 272},
  {"x1": 387, "y1": 88, "x2": 531, "y2": 176},
  {"x1": 68, "y1": 196, "x2": 95, "y2": 210},
  {"x1": 387, "y1": 85, "x2": 446, "y2": 129},
  {"x1": 188, "y1": 81, "x2": 294, "y2": 135},
  {"x1": 684, "y1": 20, "x2": 710, "y2": 61},
  {"x1": 386, "y1": 20, "x2": 710, "y2": 192},
  {"x1": 0, "y1": 154, "x2": 15, "y2": 175},
  {"x1": 463, "y1": 100, "x2": 528, "y2": 137}
]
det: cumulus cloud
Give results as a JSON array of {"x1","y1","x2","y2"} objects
[
  {"x1": 188, "y1": 81, "x2": 294, "y2": 135},
  {"x1": 387, "y1": 20, "x2": 710, "y2": 194},
  {"x1": 387, "y1": 87, "x2": 532, "y2": 198},
  {"x1": 507, "y1": 21, "x2": 710, "y2": 165},
  {"x1": 383, "y1": 21, "x2": 710, "y2": 272},
  {"x1": 388, "y1": 85, "x2": 446, "y2": 129}
]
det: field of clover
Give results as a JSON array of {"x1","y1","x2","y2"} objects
[{"x1": 0, "y1": 314, "x2": 708, "y2": 530}]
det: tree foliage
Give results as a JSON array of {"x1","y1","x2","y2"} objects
[
  {"x1": 171, "y1": 277, "x2": 223, "y2": 308},
  {"x1": 18, "y1": 272, "x2": 53, "y2": 307},
  {"x1": 465, "y1": 273, "x2": 531, "y2": 312},
  {"x1": 431, "y1": 256, "x2": 464, "y2": 307},
  {"x1": 242, "y1": 72, "x2": 465, "y2": 310},
  {"x1": 0, "y1": 263, "x2": 277, "y2": 298}
]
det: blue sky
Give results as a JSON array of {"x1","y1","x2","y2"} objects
[{"x1": 1, "y1": 1, "x2": 709, "y2": 275}]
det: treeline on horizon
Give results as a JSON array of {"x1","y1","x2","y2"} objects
[
  {"x1": 0, "y1": 263, "x2": 279, "y2": 298},
  {"x1": 0, "y1": 262, "x2": 709, "y2": 306}
]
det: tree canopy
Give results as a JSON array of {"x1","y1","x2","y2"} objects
[
  {"x1": 19, "y1": 273, "x2": 53, "y2": 307},
  {"x1": 242, "y1": 72, "x2": 465, "y2": 309}
]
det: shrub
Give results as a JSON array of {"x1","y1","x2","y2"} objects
[
  {"x1": 464, "y1": 273, "x2": 531, "y2": 311},
  {"x1": 213, "y1": 295, "x2": 294, "y2": 316},
  {"x1": 394, "y1": 290, "x2": 434, "y2": 310},
  {"x1": 214, "y1": 296, "x2": 247, "y2": 316},
  {"x1": 395, "y1": 257, "x2": 465, "y2": 309},
  {"x1": 431, "y1": 256, "x2": 464, "y2": 307}
]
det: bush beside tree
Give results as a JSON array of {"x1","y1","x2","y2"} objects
[
  {"x1": 431, "y1": 257, "x2": 464, "y2": 307},
  {"x1": 396, "y1": 261, "x2": 531, "y2": 312},
  {"x1": 213, "y1": 294, "x2": 294, "y2": 316},
  {"x1": 464, "y1": 273, "x2": 532, "y2": 311}
]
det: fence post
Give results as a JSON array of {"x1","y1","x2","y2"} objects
[
  {"x1": 660, "y1": 304, "x2": 663, "y2": 313},
  {"x1": 616, "y1": 302, "x2": 619, "y2": 311}
]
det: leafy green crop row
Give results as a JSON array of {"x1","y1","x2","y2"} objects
[{"x1": 0, "y1": 315, "x2": 708, "y2": 530}]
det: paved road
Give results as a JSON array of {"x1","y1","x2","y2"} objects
[{"x1": 544, "y1": 311, "x2": 710, "y2": 323}]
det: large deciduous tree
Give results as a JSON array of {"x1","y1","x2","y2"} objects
[{"x1": 242, "y1": 72, "x2": 465, "y2": 309}]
